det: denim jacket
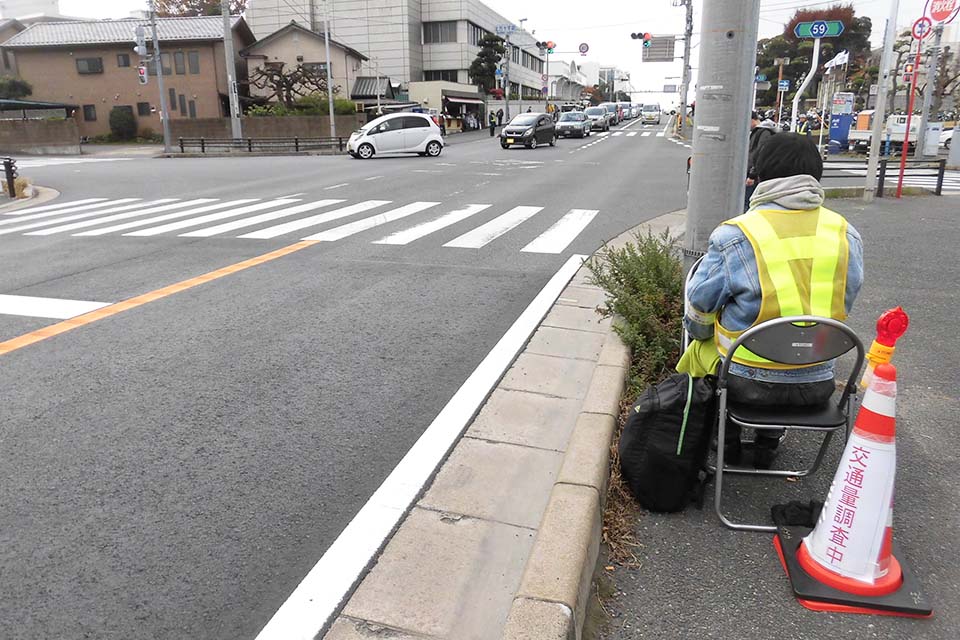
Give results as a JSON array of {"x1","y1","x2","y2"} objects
[{"x1": 684, "y1": 198, "x2": 864, "y2": 383}]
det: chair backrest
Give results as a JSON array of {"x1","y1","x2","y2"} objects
[{"x1": 717, "y1": 315, "x2": 866, "y2": 404}]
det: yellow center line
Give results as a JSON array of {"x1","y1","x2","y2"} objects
[{"x1": 0, "y1": 239, "x2": 319, "y2": 357}]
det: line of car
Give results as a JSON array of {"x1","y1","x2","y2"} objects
[{"x1": 345, "y1": 101, "x2": 667, "y2": 157}]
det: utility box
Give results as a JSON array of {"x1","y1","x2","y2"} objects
[
  {"x1": 923, "y1": 122, "x2": 942, "y2": 157},
  {"x1": 829, "y1": 113, "x2": 854, "y2": 146}
]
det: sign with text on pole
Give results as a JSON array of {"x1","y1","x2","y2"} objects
[
  {"x1": 793, "y1": 20, "x2": 844, "y2": 38},
  {"x1": 778, "y1": 79, "x2": 791, "y2": 92},
  {"x1": 495, "y1": 24, "x2": 517, "y2": 35},
  {"x1": 927, "y1": 0, "x2": 960, "y2": 23},
  {"x1": 641, "y1": 35, "x2": 676, "y2": 63},
  {"x1": 912, "y1": 16, "x2": 933, "y2": 40}
]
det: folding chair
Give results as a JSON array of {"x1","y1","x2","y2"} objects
[{"x1": 713, "y1": 316, "x2": 865, "y2": 532}]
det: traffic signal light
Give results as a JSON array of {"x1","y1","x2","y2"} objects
[
  {"x1": 630, "y1": 32, "x2": 652, "y2": 47},
  {"x1": 536, "y1": 40, "x2": 556, "y2": 54},
  {"x1": 137, "y1": 65, "x2": 148, "y2": 85},
  {"x1": 133, "y1": 24, "x2": 147, "y2": 57}
]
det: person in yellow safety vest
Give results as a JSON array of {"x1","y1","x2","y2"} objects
[
  {"x1": 798, "y1": 114, "x2": 812, "y2": 136},
  {"x1": 678, "y1": 133, "x2": 864, "y2": 468}
]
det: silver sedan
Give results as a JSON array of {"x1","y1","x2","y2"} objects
[{"x1": 556, "y1": 111, "x2": 592, "y2": 138}]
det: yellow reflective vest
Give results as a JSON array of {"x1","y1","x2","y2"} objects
[{"x1": 715, "y1": 206, "x2": 850, "y2": 369}]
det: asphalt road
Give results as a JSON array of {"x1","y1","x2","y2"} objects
[
  {"x1": 599, "y1": 195, "x2": 959, "y2": 639},
  {"x1": 0, "y1": 121, "x2": 689, "y2": 639}
]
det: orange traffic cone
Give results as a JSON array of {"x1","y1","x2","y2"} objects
[{"x1": 773, "y1": 363, "x2": 932, "y2": 617}]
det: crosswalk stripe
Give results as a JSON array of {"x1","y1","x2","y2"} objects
[
  {"x1": 372, "y1": 204, "x2": 492, "y2": 246},
  {"x1": 302, "y1": 201, "x2": 440, "y2": 241},
  {"x1": 521, "y1": 209, "x2": 599, "y2": 254},
  {"x1": 3, "y1": 197, "x2": 108, "y2": 216},
  {"x1": 74, "y1": 199, "x2": 262, "y2": 236},
  {"x1": 128, "y1": 199, "x2": 305, "y2": 237},
  {"x1": 28, "y1": 199, "x2": 217, "y2": 236},
  {"x1": 641, "y1": 132, "x2": 652, "y2": 137},
  {"x1": 238, "y1": 200, "x2": 391, "y2": 239},
  {"x1": 626, "y1": 132, "x2": 638, "y2": 137},
  {"x1": 177, "y1": 200, "x2": 336, "y2": 237},
  {"x1": 597, "y1": 132, "x2": 610, "y2": 137},
  {"x1": 656, "y1": 131, "x2": 665, "y2": 137},
  {"x1": 0, "y1": 198, "x2": 141, "y2": 227},
  {"x1": 0, "y1": 199, "x2": 164, "y2": 236},
  {"x1": 444, "y1": 206, "x2": 543, "y2": 249},
  {"x1": 611, "y1": 132, "x2": 623, "y2": 137}
]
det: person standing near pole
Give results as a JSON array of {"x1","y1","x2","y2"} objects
[
  {"x1": 488, "y1": 110, "x2": 496, "y2": 136},
  {"x1": 745, "y1": 110, "x2": 777, "y2": 211},
  {"x1": 497, "y1": 108, "x2": 503, "y2": 126}
]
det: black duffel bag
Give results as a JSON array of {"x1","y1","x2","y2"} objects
[{"x1": 618, "y1": 373, "x2": 717, "y2": 513}]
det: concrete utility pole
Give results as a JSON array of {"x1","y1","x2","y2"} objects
[
  {"x1": 864, "y1": 0, "x2": 900, "y2": 202},
  {"x1": 504, "y1": 33, "x2": 511, "y2": 121},
  {"x1": 914, "y1": 23, "x2": 943, "y2": 159},
  {"x1": 685, "y1": 0, "x2": 762, "y2": 253},
  {"x1": 221, "y1": 0, "x2": 242, "y2": 139},
  {"x1": 148, "y1": 0, "x2": 172, "y2": 153},
  {"x1": 678, "y1": 0, "x2": 694, "y2": 139},
  {"x1": 322, "y1": 0, "x2": 336, "y2": 137}
]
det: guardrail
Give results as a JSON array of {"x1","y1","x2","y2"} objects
[
  {"x1": 177, "y1": 137, "x2": 346, "y2": 154},
  {"x1": 2, "y1": 156, "x2": 17, "y2": 198},
  {"x1": 821, "y1": 158, "x2": 946, "y2": 196}
]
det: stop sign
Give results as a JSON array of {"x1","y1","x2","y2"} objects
[{"x1": 929, "y1": 0, "x2": 958, "y2": 22}]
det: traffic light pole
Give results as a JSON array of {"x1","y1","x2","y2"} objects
[
  {"x1": 864, "y1": 0, "x2": 900, "y2": 202},
  {"x1": 503, "y1": 33, "x2": 511, "y2": 122},
  {"x1": 685, "y1": 0, "x2": 761, "y2": 254},
  {"x1": 148, "y1": 0, "x2": 172, "y2": 153}
]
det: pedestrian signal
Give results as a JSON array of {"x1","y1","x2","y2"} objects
[{"x1": 137, "y1": 65, "x2": 148, "y2": 85}]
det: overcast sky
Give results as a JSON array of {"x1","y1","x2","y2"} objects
[{"x1": 62, "y1": 0, "x2": 933, "y2": 93}]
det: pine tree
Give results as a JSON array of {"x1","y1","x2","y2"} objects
[{"x1": 469, "y1": 34, "x2": 506, "y2": 94}]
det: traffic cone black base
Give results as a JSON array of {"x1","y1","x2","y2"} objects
[{"x1": 774, "y1": 526, "x2": 933, "y2": 618}]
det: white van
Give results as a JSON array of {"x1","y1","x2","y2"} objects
[
  {"x1": 347, "y1": 112, "x2": 444, "y2": 159},
  {"x1": 641, "y1": 104, "x2": 661, "y2": 125}
]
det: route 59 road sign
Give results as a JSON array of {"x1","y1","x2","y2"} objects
[{"x1": 794, "y1": 20, "x2": 844, "y2": 38}]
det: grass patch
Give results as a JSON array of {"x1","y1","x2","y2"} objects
[
  {"x1": 587, "y1": 229, "x2": 684, "y2": 566},
  {"x1": 2, "y1": 176, "x2": 31, "y2": 199}
]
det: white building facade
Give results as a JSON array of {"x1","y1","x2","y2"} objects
[
  {"x1": 547, "y1": 59, "x2": 587, "y2": 102},
  {"x1": 246, "y1": 0, "x2": 546, "y2": 98}
]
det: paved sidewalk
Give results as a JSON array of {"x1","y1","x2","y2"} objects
[{"x1": 599, "y1": 196, "x2": 959, "y2": 639}]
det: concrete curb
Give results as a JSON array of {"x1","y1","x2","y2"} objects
[
  {"x1": 502, "y1": 210, "x2": 687, "y2": 640},
  {"x1": 0, "y1": 185, "x2": 58, "y2": 213}
]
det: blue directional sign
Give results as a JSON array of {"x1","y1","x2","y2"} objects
[
  {"x1": 756, "y1": 74, "x2": 767, "y2": 82},
  {"x1": 778, "y1": 79, "x2": 791, "y2": 91}
]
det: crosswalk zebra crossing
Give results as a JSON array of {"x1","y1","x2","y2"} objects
[
  {"x1": 13, "y1": 157, "x2": 133, "y2": 169},
  {"x1": 1, "y1": 196, "x2": 603, "y2": 254},
  {"x1": 823, "y1": 163, "x2": 960, "y2": 194},
  {"x1": 598, "y1": 130, "x2": 664, "y2": 138}
]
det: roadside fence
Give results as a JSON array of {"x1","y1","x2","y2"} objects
[
  {"x1": 821, "y1": 158, "x2": 946, "y2": 196},
  {"x1": 177, "y1": 137, "x2": 346, "y2": 154}
]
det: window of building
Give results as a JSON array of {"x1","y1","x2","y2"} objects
[
  {"x1": 178, "y1": 94, "x2": 187, "y2": 115},
  {"x1": 169, "y1": 88, "x2": 177, "y2": 111},
  {"x1": 174, "y1": 51, "x2": 185, "y2": 75},
  {"x1": 423, "y1": 69, "x2": 458, "y2": 82},
  {"x1": 147, "y1": 52, "x2": 172, "y2": 76},
  {"x1": 76, "y1": 57, "x2": 103, "y2": 74},
  {"x1": 511, "y1": 45, "x2": 519, "y2": 64},
  {"x1": 137, "y1": 102, "x2": 151, "y2": 116},
  {"x1": 117, "y1": 53, "x2": 130, "y2": 68},
  {"x1": 188, "y1": 100, "x2": 196, "y2": 118},
  {"x1": 82, "y1": 104, "x2": 96, "y2": 121},
  {"x1": 468, "y1": 22, "x2": 491, "y2": 46},
  {"x1": 187, "y1": 50, "x2": 200, "y2": 74},
  {"x1": 423, "y1": 21, "x2": 457, "y2": 44},
  {"x1": 301, "y1": 62, "x2": 329, "y2": 78}
]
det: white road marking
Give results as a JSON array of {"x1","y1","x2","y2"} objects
[
  {"x1": 656, "y1": 131, "x2": 665, "y2": 137},
  {"x1": 28, "y1": 199, "x2": 217, "y2": 236},
  {"x1": 372, "y1": 204, "x2": 491, "y2": 245},
  {"x1": 521, "y1": 209, "x2": 599, "y2": 254},
  {"x1": 15, "y1": 157, "x2": 132, "y2": 169},
  {"x1": 0, "y1": 198, "x2": 141, "y2": 227},
  {"x1": 596, "y1": 131, "x2": 610, "y2": 137},
  {"x1": 611, "y1": 132, "x2": 623, "y2": 137},
  {"x1": 444, "y1": 206, "x2": 543, "y2": 249},
  {"x1": 0, "y1": 294, "x2": 111, "y2": 319},
  {"x1": 324, "y1": 183, "x2": 349, "y2": 190},
  {"x1": 364, "y1": 176, "x2": 382, "y2": 181},
  {"x1": 252, "y1": 254, "x2": 586, "y2": 640},
  {"x1": 411, "y1": 169, "x2": 443, "y2": 173},
  {"x1": 302, "y1": 201, "x2": 440, "y2": 241},
  {"x1": 0, "y1": 199, "x2": 161, "y2": 236},
  {"x1": 127, "y1": 199, "x2": 308, "y2": 237},
  {"x1": 238, "y1": 200, "x2": 391, "y2": 239},
  {"x1": 74, "y1": 199, "x2": 262, "y2": 236},
  {"x1": 641, "y1": 132, "x2": 652, "y2": 137},
  {"x1": 626, "y1": 132, "x2": 638, "y2": 137},
  {"x1": 176, "y1": 201, "x2": 341, "y2": 237},
  {"x1": 3, "y1": 197, "x2": 108, "y2": 216},
  {"x1": 275, "y1": 192, "x2": 305, "y2": 199}
]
